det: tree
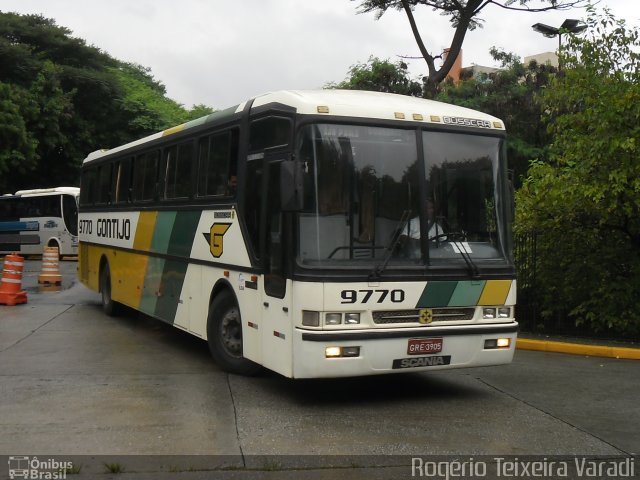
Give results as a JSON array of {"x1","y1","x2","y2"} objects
[
  {"x1": 435, "y1": 47, "x2": 556, "y2": 185},
  {"x1": 326, "y1": 56, "x2": 423, "y2": 96},
  {"x1": 186, "y1": 104, "x2": 216, "y2": 121},
  {"x1": 355, "y1": 0, "x2": 588, "y2": 94},
  {"x1": 109, "y1": 62, "x2": 192, "y2": 135},
  {"x1": 516, "y1": 8, "x2": 640, "y2": 335},
  {"x1": 0, "y1": 12, "x2": 215, "y2": 192},
  {"x1": 0, "y1": 82, "x2": 38, "y2": 181}
]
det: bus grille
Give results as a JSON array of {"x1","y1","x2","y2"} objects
[{"x1": 373, "y1": 308, "x2": 475, "y2": 324}]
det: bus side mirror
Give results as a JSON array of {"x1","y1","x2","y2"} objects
[{"x1": 280, "y1": 160, "x2": 304, "y2": 211}]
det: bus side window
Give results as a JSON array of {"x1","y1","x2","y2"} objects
[
  {"x1": 80, "y1": 168, "x2": 97, "y2": 206},
  {"x1": 114, "y1": 158, "x2": 132, "y2": 204},
  {"x1": 96, "y1": 163, "x2": 112, "y2": 205},
  {"x1": 249, "y1": 117, "x2": 291, "y2": 151},
  {"x1": 133, "y1": 151, "x2": 159, "y2": 202},
  {"x1": 244, "y1": 159, "x2": 263, "y2": 260},
  {"x1": 164, "y1": 141, "x2": 193, "y2": 199},
  {"x1": 197, "y1": 128, "x2": 239, "y2": 197},
  {"x1": 164, "y1": 145, "x2": 178, "y2": 199}
]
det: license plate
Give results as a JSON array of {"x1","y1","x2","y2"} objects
[{"x1": 407, "y1": 338, "x2": 443, "y2": 355}]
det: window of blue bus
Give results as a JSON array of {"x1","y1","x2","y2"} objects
[
  {"x1": 0, "y1": 197, "x2": 18, "y2": 219},
  {"x1": 164, "y1": 141, "x2": 193, "y2": 199},
  {"x1": 197, "y1": 128, "x2": 239, "y2": 197},
  {"x1": 132, "y1": 151, "x2": 159, "y2": 202},
  {"x1": 62, "y1": 194, "x2": 78, "y2": 235},
  {"x1": 24, "y1": 195, "x2": 61, "y2": 217}
]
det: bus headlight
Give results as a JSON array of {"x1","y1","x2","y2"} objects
[
  {"x1": 302, "y1": 310, "x2": 320, "y2": 327},
  {"x1": 325, "y1": 313, "x2": 342, "y2": 325},
  {"x1": 344, "y1": 313, "x2": 360, "y2": 324},
  {"x1": 484, "y1": 338, "x2": 511, "y2": 349},
  {"x1": 482, "y1": 307, "x2": 496, "y2": 319},
  {"x1": 498, "y1": 307, "x2": 511, "y2": 318},
  {"x1": 325, "y1": 346, "x2": 360, "y2": 358}
]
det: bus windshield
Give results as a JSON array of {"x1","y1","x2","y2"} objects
[{"x1": 295, "y1": 123, "x2": 510, "y2": 269}]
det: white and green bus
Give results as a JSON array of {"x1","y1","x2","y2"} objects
[
  {"x1": 78, "y1": 90, "x2": 517, "y2": 378},
  {"x1": 1, "y1": 187, "x2": 79, "y2": 257}
]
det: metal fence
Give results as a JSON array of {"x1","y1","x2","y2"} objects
[
  {"x1": 513, "y1": 232, "x2": 634, "y2": 340},
  {"x1": 513, "y1": 232, "x2": 541, "y2": 332}
]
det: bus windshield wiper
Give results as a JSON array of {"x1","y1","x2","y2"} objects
[
  {"x1": 369, "y1": 210, "x2": 411, "y2": 280},
  {"x1": 437, "y1": 232, "x2": 480, "y2": 279}
]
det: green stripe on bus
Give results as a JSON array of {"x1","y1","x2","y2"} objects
[
  {"x1": 416, "y1": 280, "x2": 512, "y2": 308},
  {"x1": 139, "y1": 256, "x2": 165, "y2": 315},
  {"x1": 151, "y1": 211, "x2": 177, "y2": 254},
  {"x1": 140, "y1": 211, "x2": 200, "y2": 322},
  {"x1": 447, "y1": 280, "x2": 486, "y2": 307},
  {"x1": 167, "y1": 211, "x2": 201, "y2": 258},
  {"x1": 154, "y1": 259, "x2": 188, "y2": 322},
  {"x1": 416, "y1": 281, "x2": 458, "y2": 308}
]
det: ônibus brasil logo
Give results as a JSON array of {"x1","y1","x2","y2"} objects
[{"x1": 8, "y1": 456, "x2": 74, "y2": 479}]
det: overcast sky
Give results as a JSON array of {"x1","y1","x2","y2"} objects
[{"x1": 2, "y1": 0, "x2": 638, "y2": 109}]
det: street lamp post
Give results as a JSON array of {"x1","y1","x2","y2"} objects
[{"x1": 531, "y1": 18, "x2": 587, "y2": 69}]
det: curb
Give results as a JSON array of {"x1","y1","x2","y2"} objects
[{"x1": 517, "y1": 338, "x2": 640, "y2": 360}]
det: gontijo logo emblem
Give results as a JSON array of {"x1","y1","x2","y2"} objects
[
  {"x1": 419, "y1": 308, "x2": 433, "y2": 324},
  {"x1": 204, "y1": 223, "x2": 232, "y2": 258}
]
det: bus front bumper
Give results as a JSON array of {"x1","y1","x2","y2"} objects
[{"x1": 292, "y1": 322, "x2": 518, "y2": 378}]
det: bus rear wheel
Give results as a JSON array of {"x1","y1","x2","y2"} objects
[
  {"x1": 100, "y1": 262, "x2": 121, "y2": 316},
  {"x1": 207, "y1": 290, "x2": 261, "y2": 376}
]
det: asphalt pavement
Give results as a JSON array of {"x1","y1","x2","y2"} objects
[{"x1": 0, "y1": 259, "x2": 638, "y2": 480}]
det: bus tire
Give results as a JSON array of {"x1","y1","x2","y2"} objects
[
  {"x1": 47, "y1": 239, "x2": 61, "y2": 259},
  {"x1": 100, "y1": 262, "x2": 121, "y2": 316},
  {"x1": 207, "y1": 290, "x2": 261, "y2": 376}
]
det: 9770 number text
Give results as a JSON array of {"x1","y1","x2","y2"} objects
[{"x1": 341, "y1": 289, "x2": 405, "y2": 304}]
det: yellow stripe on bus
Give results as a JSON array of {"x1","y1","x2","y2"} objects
[
  {"x1": 113, "y1": 250, "x2": 149, "y2": 308},
  {"x1": 162, "y1": 124, "x2": 186, "y2": 136},
  {"x1": 478, "y1": 280, "x2": 512, "y2": 305},
  {"x1": 134, "y1": 212, "x2": 158, "y2": 251},
  {"x1": 111, "y1": 212, "x2": 156, "y2": 308}
]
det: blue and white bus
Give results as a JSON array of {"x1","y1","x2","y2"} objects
[{"x1": 0, "y1": 187, "x2": 79, "y2": 257}]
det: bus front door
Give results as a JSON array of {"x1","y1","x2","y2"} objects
[{"x1": 260, "y1": 159, "x2": 294, "y2": 377}]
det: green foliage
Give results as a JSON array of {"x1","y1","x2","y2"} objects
[
  {"x1": 435, "y1": 48, "x2": 556, "y2": 185},
  {"x1": 0, "y1": 81, "x2": 38, "y2": 180},
  {"x1": 0, "y1": 11, "x2": 215, "y2": 193},
  {"x1": 186, "y1": 104, "x2": 216, "y2": 121},
  {"x1": 326, "y1": 56, "x2": 423, "y2": 97},
  {"x1": 109, "y1": 63, "x2": 190, "y2": 134},
  {"x1": 516, "y1": 8, "x2": 640, "y2": 336}
]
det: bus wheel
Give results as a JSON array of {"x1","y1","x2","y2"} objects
[
  {"x1": 207, "y1": 290, "x2": 261, "y2": 376},
  {"x1": 47, "y1": 240, "x2": 61, "y2": 260},
  {"x1": 100, "y1": 262, "x2": 121, "y2": 316}
]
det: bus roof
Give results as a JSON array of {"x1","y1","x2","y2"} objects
[{"x1": 83, "y1": 89, "x2": 505, "y2": 164}]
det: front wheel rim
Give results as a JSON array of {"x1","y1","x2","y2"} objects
[{"x1": 219, "y1": 307, "x2": 242, "y2": 358}]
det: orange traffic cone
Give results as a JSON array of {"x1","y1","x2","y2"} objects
[
  {"x1": 0, "y1": 254, "x2": 28, "y2": 306},
  {"x1": 38, "y1": 246, "x2": 62, "y2": 285}
]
